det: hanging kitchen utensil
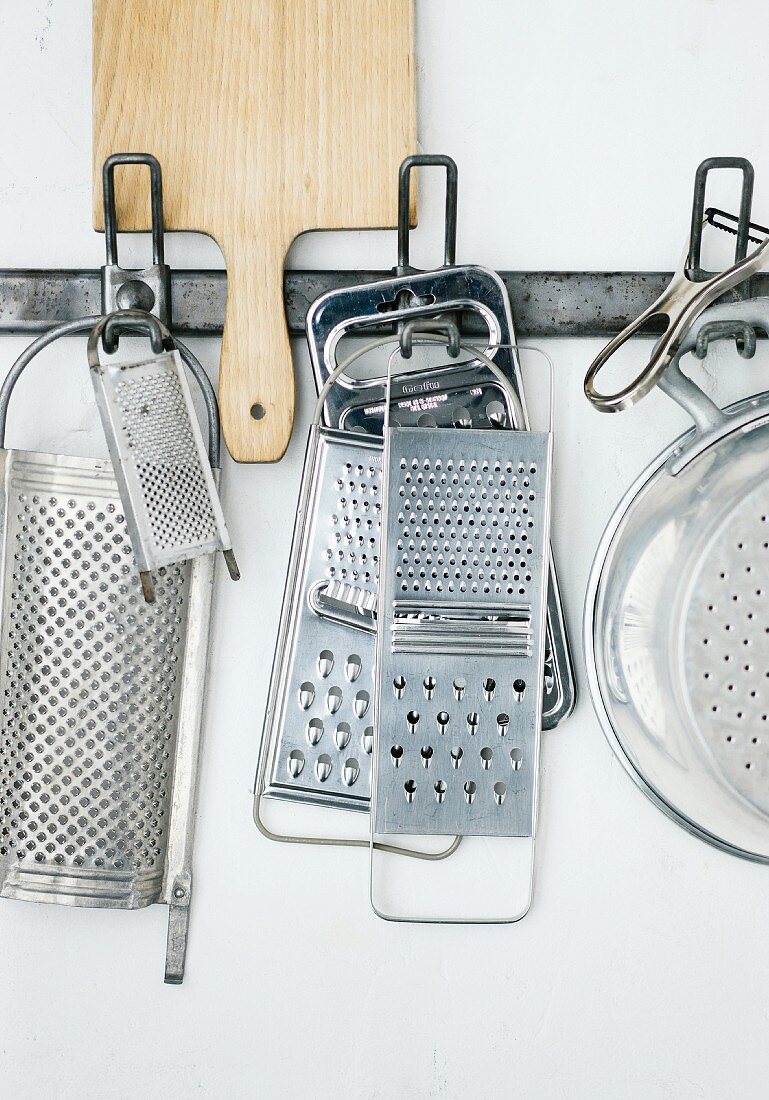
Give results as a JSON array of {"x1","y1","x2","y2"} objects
[
  {"x1": 585, "y1": 157, "x2": 769, "y2": 413},
  {"x1": 585, "y1": 292, "x2": 769, "y2": 862},
  {"x1": 307, "y1": 155, "x2": 574, "y2": 731},
  {"x1": 370, "y1": 322, "x2": 553, "y2": 922},
  {"x1": 89, "y1": 310, "x2": 239, "y2": 603},
  {"x1": 0, "y1": 312, "x2": 223, "y2": 983},
  {"x1": 258, "y1": 338, "x2": 522, "y2": 822}
]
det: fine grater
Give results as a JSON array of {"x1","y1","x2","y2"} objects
[
  {"x1": 0, "y1": 312, "x2": 224, "y2": 983},
  {"x1": 259, "y1": 365, "x2": 516, "y2": 816},
  {"x1": 88, "y1": 311, "x2": 239, "y2": 603}
]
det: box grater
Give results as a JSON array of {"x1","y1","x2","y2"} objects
[
  {"x1": 88, "y1": 310, "x2": 238, "y2": 603},
  {"x1": 0, "y1": 313, "x2": 222, "y2": 983}
]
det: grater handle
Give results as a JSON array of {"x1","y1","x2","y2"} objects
[{"x1": 0, "y1": 313, "x2": 223, "y2": 467}]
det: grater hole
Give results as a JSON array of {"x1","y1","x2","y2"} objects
[
  {"x1": 362, "y1": 727, "x2": 374, "y2": 755},
  {"x1": 436, "y1": 711, "x2": 450, "y2": 734},
  {"x1": 420, "y1": 746, "x2": 434, "y2": 767},
  {"x1": 483, "y1": 677, "x2": 496, "y2": 700},
  {"x1": 404, "y1": 779, "x2": 417, "y2": 802},
  {"x1": 467, "y1": 712, "x2": 479, "y2": 735},
  {"x1": 450, "y1": 747, "x2": 463, "y2": 767},
  {"x1": 333, "y1": 722, "x2": 351, "y2": 750},
  {"x1": 423, "y1": 675, "x2": 436, "y2": 699},
  {"x1": 391, "y1": 745, "x2": 403, "y2": 766},
  {"x1": 318, "y1": 649, "x2": 334, "y2": 678},
  {"x1": 353, "y1": 690, "x2": 370, "y2": 719},
  {"x1": 326, "y1": 686, "x2": 343, "y2": 715},
  {"x1": 315, "y1": 754, "x2": 332, "y2": 782},
  {"x1": 510, "y1": 747, "x2": 523, "y2": 770},
  {"x1": 342, "y1": 758, "x2": 360, "y2": 786},
  {"x1": 480, "y1": 747, "x2": 493, "y2": 769},
  {"x1": 434, "y1": 780, "x2": 447, "y2": 803},
  {"x1": 407, "y1": 710, "x2": 420, "y2": 733},
  {"x1": 307, "y1": 718, "x2": 324, "y2": 746},
  {"x1": 393, "y1": 675, "x2": 406, "y2": 699},
  {"x1": 513, "y1": 679, "x2": 526, "y2": 701},
  {"x1": 463, "y1": 781, "x2": 477, "y2": 804},
  {"x1": 497, "y1": 713, "x2": 509, "y2": 736},
  {"x1": 287, "y1": 749, "x2": 305, "y2": 778},
  {"x1": 493, "y1": 782, "x2": 507, "y2": 805},
  {"x1": 344, "y1": 654, "x2": 362, "y2": 683},
  {"x1": 299, "y1": 682, "x2": 315, "y2": 709}
]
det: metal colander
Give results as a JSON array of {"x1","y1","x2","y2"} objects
[
  {"x1": 0, "y1": 313, "x2": 221, "y2": 982},
  {"x1": 89, "y1": 312, "x2": 238, "y2": 602},
  {"x1": 586, "y1": 297, "x2": 769, "y2": 861}
]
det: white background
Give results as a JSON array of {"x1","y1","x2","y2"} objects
[{"x1": 1, "y1": 1, "x2": 769, "y2": 1096}]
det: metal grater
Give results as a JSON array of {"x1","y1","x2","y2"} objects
[
  {"x1": 373, "y1": 429, "x2": 551, "y2": 836},
  {"x1": 261, "y1": 367, "x2": 514, "y2": 813},
  {"x1": 0, "y1": 313, "x2": 222, "y2": 983},
  {"x1": 88, "y1": 312, "x2": 238, "y2": 603}
]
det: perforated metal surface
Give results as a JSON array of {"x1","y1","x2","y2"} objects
[
  {"x1": 0, "y1": 450, "x2": 191, "y2": 907},
  {"x1": 263, "y1": 430, "x2": 379, "y2": 809},
  {"x1": 684, "y1": 482, "x2": 769, "y2": 814},
  {"x1": 91, "y1": 351, "x2": 231, "y2": 574},
  {"x1": 374, "y1": 428, "x2": 550, "y2": 837}
]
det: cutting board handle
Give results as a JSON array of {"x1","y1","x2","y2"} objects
[{"x1": 217, "y1": 237, "x2": 295, "y2": 463}]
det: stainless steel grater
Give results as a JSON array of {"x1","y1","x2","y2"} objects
[
  {"x1": 260, "y1": 365, "x2": 516, "y2": 816},
  {"x1": 370, "y1": 327, "x2": 552, "y2": 921},
  {"x1": 306, "y1": 157, "x2": 573, "y2": 730},
  {"x1": 0, "y1": 313, "x2": 222, "y2": 983},
  {"x1": 88, "y1": 311, "x2": 238, "y2": 603},
  {"x1": 373, "y1": 430, "x2": 550, "y2": 837}
]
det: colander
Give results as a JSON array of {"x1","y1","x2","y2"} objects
[
  {"x1": 0, "y1": 312, "x2": 221, "y2": 982},
  {"x1": 585, "y1": 297, "x2": 769, "y2": 860}
]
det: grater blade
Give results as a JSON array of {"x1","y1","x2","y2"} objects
[
  {"x1": 373, "y1": 429, "x2": 551, "y2": 837},
  {"x1": 90, "y1": 348, "x2": 236, "y2": 600}
]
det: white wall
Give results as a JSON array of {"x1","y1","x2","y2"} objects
[{"x1": 1, "y1": 1, "x2": 768, "y2": 1096}]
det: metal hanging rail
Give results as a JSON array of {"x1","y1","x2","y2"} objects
[{"x1": 2, "y1": 268, "x2": 767, "y2": 339}]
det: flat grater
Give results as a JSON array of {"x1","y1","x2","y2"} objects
[
  {"x1": 88, "y1": 310, "x2": 239, "y2": 603},
  {"x1": 370, "y1": 325, "x2": 552, "y2": 921},
  {"x1": 259, "y1": 362, "x2": 517, "y2": 817},
  {"x1": 0, "y1": 312, "x2": 223, "y2": 983}
]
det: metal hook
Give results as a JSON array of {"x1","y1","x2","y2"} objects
[
  {"x1": 399, "y1": 319, "x2": 461, "y2": 359},
  {"x1": 693, "y1": 319, "x2": 757, "y2": 360},
  {"x1": 397, "y1": 155, "x2": 458, "y2": 273},
  {"x1": 687, "y1": 157, "x2": 754, "y2": 280}
]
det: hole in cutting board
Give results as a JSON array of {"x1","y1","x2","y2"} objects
[{"x1": 250, "y1": 403, "x2": 266, "y2": 421}]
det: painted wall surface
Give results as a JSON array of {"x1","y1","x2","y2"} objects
[{"x1": 0, "y1": 1, "x2": 768, "y2": 1096}]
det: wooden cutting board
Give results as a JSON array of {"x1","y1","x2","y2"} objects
[{"x1": 93, "y1": 0, "x2": 415, "y2": 462}]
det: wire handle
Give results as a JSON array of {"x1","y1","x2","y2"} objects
[{"x1": 397, "y1": 154, "x2": 458, "y2": 273}]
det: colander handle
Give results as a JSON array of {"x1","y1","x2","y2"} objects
[
  {"x1": 0, "y1": 311, "x2": 222, "y2": 467},
  {"x1": 584, "y1": 157, "x2": 768, "y2": 414}
]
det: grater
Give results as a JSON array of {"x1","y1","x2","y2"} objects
[
  {"x1": 369, "y1": 327, "x2": 552, "y2": 922},
  {"x1": 372, "y1": 332, "x2": 551, "y2": 838},
  {"x1": 259, "y1": 363, "x2": 518, "y2": 817},
  {"x1": 0, "y1": 314, "x2": 222, "y2": 983},
  {"x1": 306, "y1": 156, "x2": 573, "y2": 731},
  {"x1": 88, "y1": 310, "x2": 239, "y2": 603}
]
